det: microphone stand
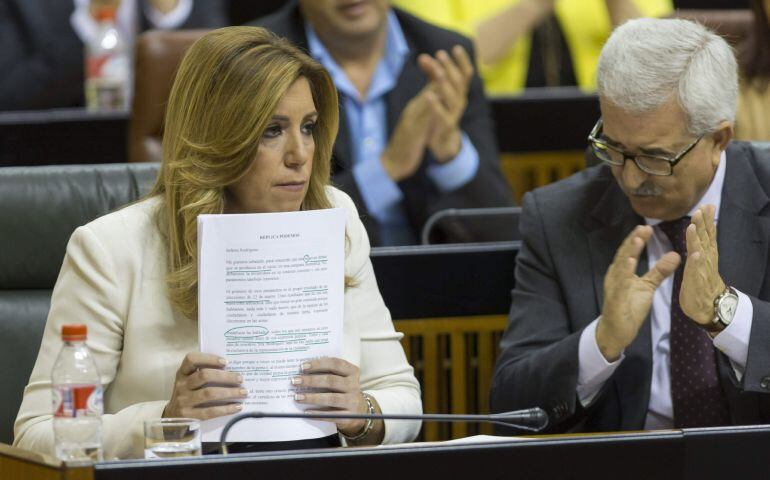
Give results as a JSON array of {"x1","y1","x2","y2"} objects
[{"x1": 219, "y1": 407, "x2": 549, "y2": 454}]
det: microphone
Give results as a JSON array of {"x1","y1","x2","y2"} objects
[{"x1": 219, "y1": 407, "x2": 549, "y2": 454}]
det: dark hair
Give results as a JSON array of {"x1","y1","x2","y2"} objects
[{"x1": 740, "y1": 0, "x2": 770, "y2": 91}]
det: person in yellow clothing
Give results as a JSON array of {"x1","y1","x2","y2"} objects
[
  {"x1": 393, "y1": 0, "x2": 673, "y2": 95},
  {"x1": 735, "y1": 0, "x2": 770, "y2": 141}
]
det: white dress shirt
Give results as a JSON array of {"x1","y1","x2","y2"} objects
[{"x1": 576, "y1": 151, "x2": 754, "y2": 429}]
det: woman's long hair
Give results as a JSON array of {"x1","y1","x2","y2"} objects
[
  {"x1": 740, "y1": 0, "x2": 770, "y2": 91},
  {"x1": 150, "y1": 26, "x2": 339, "y2": 320}
]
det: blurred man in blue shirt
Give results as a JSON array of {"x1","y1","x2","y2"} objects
[{"x1": 252, "y1": 0, "x2": 514, "y2": 246}]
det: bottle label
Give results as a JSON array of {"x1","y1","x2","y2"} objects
[
  {"x1": 87, "y1": 54, "x2": 129, "y2": 79},
  {"x1": 85, "y1": 53, "x2": 128, "y2": 110},
  {"x1": 86, "y1": 55, "x2": 110, "y2": 79},
  {"x1": 53, "y1": 384, "x2": 104, "y2": 418}
]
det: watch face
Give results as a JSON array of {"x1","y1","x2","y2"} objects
[{"x1": 718, "y1": 295, "x2": 739, "y2": 324}]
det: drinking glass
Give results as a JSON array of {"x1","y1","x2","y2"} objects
[{"x1": 144, "y1": 418, "x2": 201, "y2": 458}]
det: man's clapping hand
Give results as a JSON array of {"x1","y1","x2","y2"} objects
[
  {"x1": 596, "y1": 225, "x2": 680, "y2": 361},
  {"x1": 380, "y1": 45, "x2": 474, "y2": 181}
]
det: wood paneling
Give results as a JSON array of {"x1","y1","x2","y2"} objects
[
  {"x1": 500, "y1": 151, "x2": 585, "y2": 203},
  {"x1": 394, "y1": 315, "x2": 508, "y2": 441}
]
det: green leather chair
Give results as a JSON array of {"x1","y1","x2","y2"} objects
[{"x1": 0, "y1": 163, "x2": 159, "y2": 444}]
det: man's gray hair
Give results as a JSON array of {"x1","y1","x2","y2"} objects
[{"x1": 597, "y1": 18, "x2": 737, "y2": 136}]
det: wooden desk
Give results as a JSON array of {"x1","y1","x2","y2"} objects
[
  {"x1": 0, "y1": 443, "x2": 91, "y2": 480},
  {"x1": 372, "y1": 244, "x2": 517, "y2": 441},
  {"x1": 0, "y1": 109, "x2": 128, "y2": 166},
  {"x1": 491, "y1": 88, "x2": 599, "y2": 154},
  {"x1": 5, "y1": 425, "x2": 770, "y2": 480},
  {"x1": 0, "y1": 90, "x2": 598, "y2": 166},
  {"x1": 491, "y1": 88, "x2": 598, "y2": 201},
  {"x1": 0, "y1": 92, "x2": 599, "y2": 202}
]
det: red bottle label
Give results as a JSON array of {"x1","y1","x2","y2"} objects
[
  {"x1": 53, "y1": 384, "x2": 103, "y2": 418},
  {"x1": 86, "y1": 55, "x2": 109, "y2": 78}
]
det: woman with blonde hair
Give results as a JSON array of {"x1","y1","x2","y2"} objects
[{"x1": 14, "y1": 26, "x2": 421, "y2": 459}]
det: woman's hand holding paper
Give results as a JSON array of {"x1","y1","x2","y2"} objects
[
  {"x1": 163, "y1": 352, "x2": 248, "y2": 420},
  {"x1": 292, "y1": 357, "x2": 383, "y2": 442}
]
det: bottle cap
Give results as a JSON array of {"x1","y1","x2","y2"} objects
[
  {"x1": 93, "y1": 7, "x2": 117, "y2": 22},
  {"x1": 62, "y1": 324, "x2": 87, "y2": 341}
]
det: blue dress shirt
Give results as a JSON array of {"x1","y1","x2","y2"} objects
[{"x1": 305, "y1": 10, "x2": 480, "y2": 245}]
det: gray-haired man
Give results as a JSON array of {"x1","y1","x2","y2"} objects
[{"x1": 491, "y1": 18, "x2": 770, "y2": 432}]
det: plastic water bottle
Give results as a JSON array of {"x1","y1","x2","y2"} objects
[
  {"x1": 84, "y1": 6, "x2": 130, "y2": 111},
  {"x1": 52, "y1": 324, "x2": 104, "y2": 462}
]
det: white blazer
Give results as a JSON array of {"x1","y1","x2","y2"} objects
[{"x1": 14, "y1": 187, "x2": 422, "y2": 459}]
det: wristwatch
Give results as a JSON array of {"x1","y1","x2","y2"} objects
[{"x1": 708, "y1": 286, "x2": 738, "y2": 333}]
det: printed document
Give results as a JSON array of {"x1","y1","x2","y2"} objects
[{"x1": 197, "y1": 208, "x2": 345, "y2": 442}]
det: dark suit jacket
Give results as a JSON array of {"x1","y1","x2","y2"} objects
[
  {"x1": 490, "y1": 141, "x2": 770, "y2": 432},
  {"x1": 0, "y1": 0, "x2": 226, "y2": 111},
  {"x1": 250, "y1": 2, "x2": 514, "y2": 245}
]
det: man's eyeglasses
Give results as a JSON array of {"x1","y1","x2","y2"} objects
[{"x1": 587, "y1": 118, "x2": 702, "y2": 176}]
